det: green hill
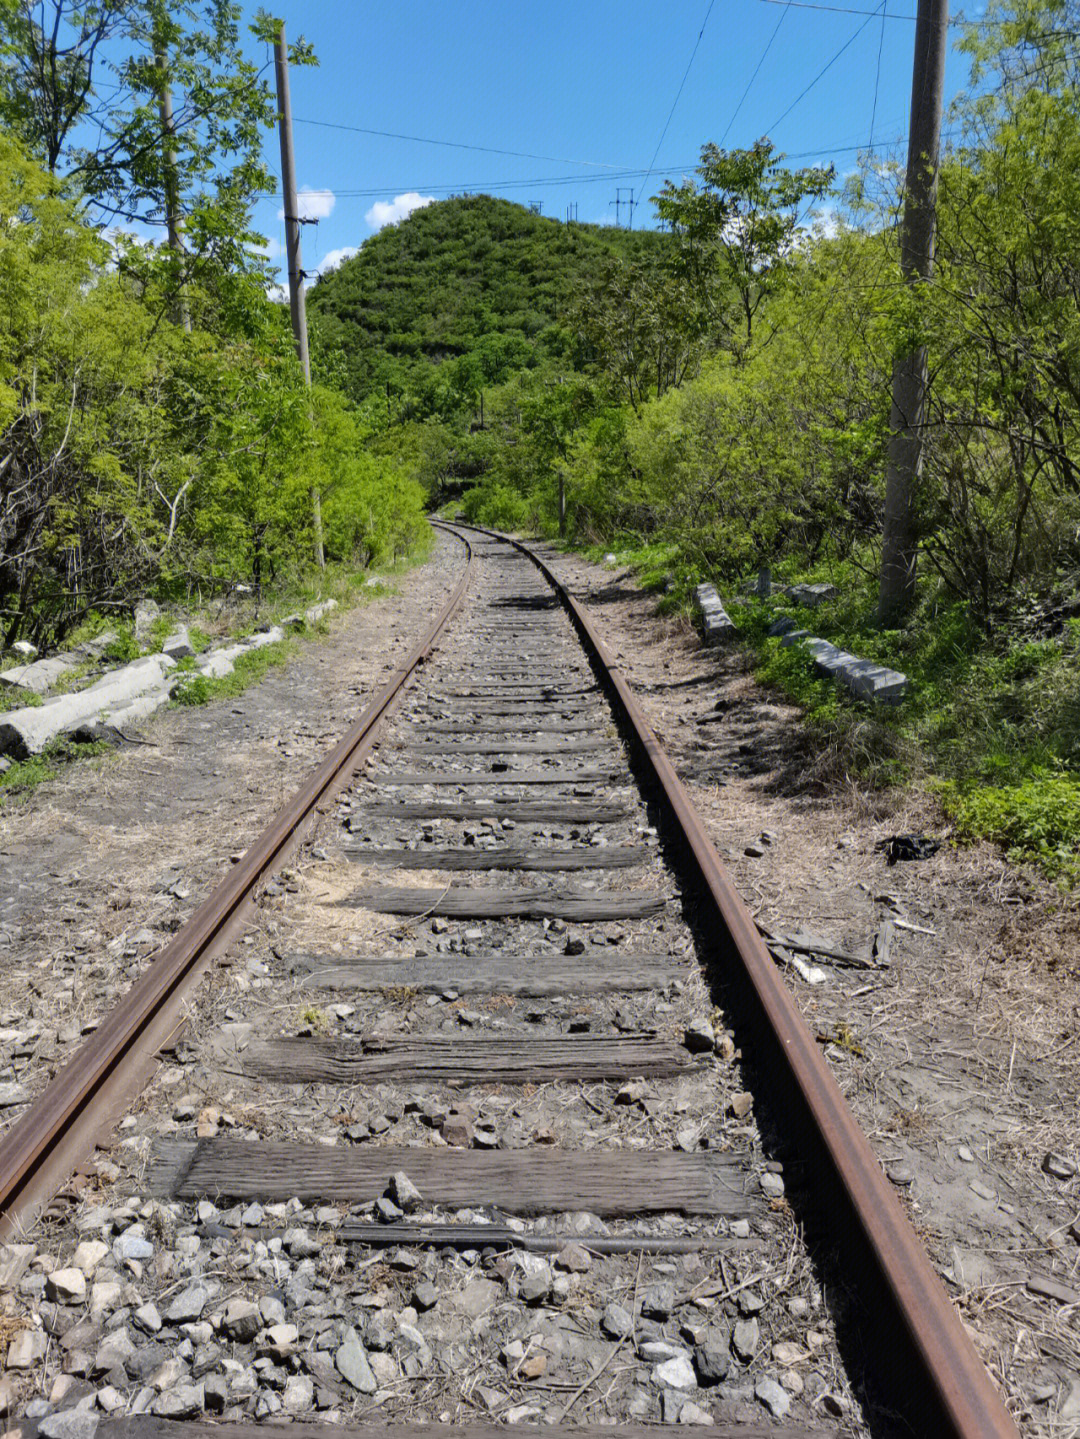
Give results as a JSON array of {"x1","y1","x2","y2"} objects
[{"x1": 308, "y1": 195, "x2": 670, "y2": 411}]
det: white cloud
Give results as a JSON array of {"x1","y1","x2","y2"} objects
[
  {"x1": 317, "y1": 246, "x2": 360, "y2": 275},
  {"x1": 277, "y1": 187, "x2": 336, "y2": 222},
  {"x1": 364, "y1": 191, "x2": 435, "y2": 231}
]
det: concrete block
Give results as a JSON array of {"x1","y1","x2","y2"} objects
[
  {"x1": 0, "y1": 654, "x2": 81, "y2": 694},
  {"x1": 11, "y1": 641, "x2": 37, "y2": 659},
  {"x1": 840, "y1": 658, "x2": 908, "y2": 704},
  {"x1": 768, "y1": 615, "x2": 798, "y2": 637},
  {"x1": 304, "y1": 599, "x2": 338, "y2": 625},
  {"x1": 196, "y1": 625, "x2": 286, "y2": 681},
  {"x1": 786, "y1": 583, "x2": 838, "y2": 608},
  {"x1": 75, "y1": 631, "x2": 118, "y2": 659},
  {"x1": 780, "y1": 629, "x2": 811, "y2": 648},
  {"x1": 162, "y1": 626, "x2": 195, "y2": 660},
  {"x1": 695, "y1": 583, "x2": 736, "y2": 642},
  {"x1": 134, "y1": 599, "x2": 161, "y2": 642},
  {"x1": 0, "y1": 655, "x2": 175, "y2": 757},
  {"x1": 809, "y1": 642, "x2": 860, "y2": 679}
]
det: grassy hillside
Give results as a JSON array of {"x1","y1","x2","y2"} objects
[{"x1": 308, "y1": 195, "x2": 670, "y2": 408}]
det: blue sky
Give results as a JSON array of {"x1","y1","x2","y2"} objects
[{"x1": 250, "y1": 0, "x2": 975, "y2": 279}]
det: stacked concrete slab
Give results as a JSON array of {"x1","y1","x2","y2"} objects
[
  {"x1": 694, "y1": 583, "x2": 736, "y2": 642},
  {"x1": 0, "y1": 622, "x2": 296, "y2": 757},
  {"x1": 0, "y1": 655, "x2": 178, "y2": 758},
  {"x1": 770, "y1": 620, "x2": 907, "y2": 705}
]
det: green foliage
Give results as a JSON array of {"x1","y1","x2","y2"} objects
[
  {"x1": 940, "y1": 774, "x2": 1080, "y2": 882},
  {"x1": 654, "y1": 139, "x2": 834, "y2": 355},
  {"x1": 0, "y1": 128, "x2": 427, "y2": 650},
  {"x1": 308, "y1": 195, "x2": 670, "y2": 434},
  {"x1": 171, "y1": 637, "x2": 292, "y2": 705}
]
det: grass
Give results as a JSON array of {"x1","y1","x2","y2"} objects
[
  {"x1": 171, "y1": 639, "x2": 294, "y2": 706},
  {"x1": 0, "y1": 737, "x2": 113, "y2": 803},
  {"x1": 0, "y1": 528, "x2": 435, "y2": 800},
  {"x1": 734, "y1": 569, "x2": 1080, "y2": 883}
]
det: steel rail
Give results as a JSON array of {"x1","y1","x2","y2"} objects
[
  {"x1": 0, "y1": 528, "x2": 475, "y2": 1235},
  {"x1": 451, "y1": 523, "x2": 1018, "y2": 1439}
]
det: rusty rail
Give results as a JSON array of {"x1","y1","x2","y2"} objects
[
  {"x1": 455, "y1": 522, "x2": 1018, "y2": 1439},
  {"x1": 0, "y1": 527, "x2": 474, "y2": 1234}
]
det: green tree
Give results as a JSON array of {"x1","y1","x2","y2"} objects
[{"x1": 654, "y1": 139, "x2": 833, "y2": 357}]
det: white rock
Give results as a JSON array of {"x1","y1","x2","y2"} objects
[
  {"x1": 6, "y1": 1328, "x2": 46, "y2": 1368},
  {"x1": 654, "y1": 1356, "x2": 697, "y2": 1389},
  {"x1": 755, "y1": 1375, "x2": 791, "y2": 1419},
  {"x1": 73, "y1": 1240, "x2": 110, "y2": 1276},
  {"x1": 161, "y1": 626, "x2": 195, "y2": 660},
  {"x1": 46, "y1": 1267, "x2": 87, "y2": 1303}
]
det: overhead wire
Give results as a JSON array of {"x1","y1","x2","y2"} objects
[
  {"x1": 251, "y1": 130, "x2": 926, "y2": 207},
  {"x1": 720, "y1": 0, "x2": 792, "y2": 146},
  {"x1": 755, "y1": 0, "x2": 1011, "y2": 22},
  {"x1": 639, "y1": 0, "x2": 717, "y2": 210},
  {"x1": 292, "y1": 116, "x2": 624, "y2": 171},
  {"x1": 767, "y1": 2, "x2": 884, "y2": 131}
]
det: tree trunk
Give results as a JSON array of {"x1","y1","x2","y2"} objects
[{"x1": 877, "y1": 0, "x2": 948, "y2": 626}]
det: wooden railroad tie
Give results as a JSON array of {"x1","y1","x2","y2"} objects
[
  {"x1": 239, "y1": 1033, "x2": 701, "y2": 1085},
  {"x1": 288, "y1": 952, "x2": 682, "y2": 996},
  {"x1": 371, "y1": 769, "x2": 622, "y2": 786},
  {"x1": 345, "y1": 884, "x2": 665, "y2": 921},
  {"x1": 350, "y1": 802, "x2": 631, "y2": 822},
  {"x1": 340, "y1": 845, "x2": 647, "y2": 871},
  {"x1": 149, "y1": 1141, "x2": 755, "y2": 1215}
]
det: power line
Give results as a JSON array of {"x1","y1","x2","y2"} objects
[
  {"x1": 292, "y1": 115, "x2": 625, "y2": 171},
  {"x1": 639, "y1": 0, "x2": 717, "y2": 207},
  {"x1": 767, "y1": 2, "x2": 884, "y2": 132},
  {"x1": 868, "y1": 1, "x2": 887, "y2": 147},
  {"x1": 721, "y1": 1, "x2": 792, "y2": 146},
  {"x1": 251, "y1": 130, "x2": 925, "y2": 208},
  {"x1": 755, "y1": 0, "x2": 1012, "y2": 22}
]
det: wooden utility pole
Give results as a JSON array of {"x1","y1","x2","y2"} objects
[
  {"x1": 274, "y1": 19, "x2": 324, "y2": 568},
  {"x1": 156, "y1": 41, "x2": 190, "y2": 332},
  {"x1": 877, "y1": 0, "x2": 949, "y2": 625}
]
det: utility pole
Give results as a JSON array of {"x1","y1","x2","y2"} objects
[
  {"x1": 155, "y1": 40, "x2": 190, "y2": 332},
  {"x1": 609, "y1": 188, "x2": 636, "y2": 228},
  {"x1": 271, "y1": 21, "x2": 323, "y2": 566},
  {"x1": 274, "y1": 19, "x2": 324, "y2": 568},
  {"x1": 877, "y1": 0, "x2": 948, "y2": 625}
]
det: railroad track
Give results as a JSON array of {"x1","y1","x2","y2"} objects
[{"x1": 0, "y1": 525, "x2": 1017, "y2": 1439}]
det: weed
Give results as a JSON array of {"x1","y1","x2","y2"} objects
[
  {"x1": 298, "y1": 1006, "x2": 331, "y2": 1033},
  {"x1": 938, "y1": 773, "x2": 1080, "y2": 884},
  {"x1": 171, "y1": 640, "x2": 293, "y2": 707}
]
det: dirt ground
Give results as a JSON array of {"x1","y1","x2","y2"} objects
[
  {"x1": 0, "y1": 532, "x2": 464, "y2": 1125},
  {"x1": 538, "y1": 544, "x2": 1080, "y2": 1437}
]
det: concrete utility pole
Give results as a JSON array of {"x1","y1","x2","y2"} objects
[
  {"x1": 274, "y1": 19, "x2": 324, "y2": 568},
  {"x1": 155, "y1": 41, "x2": 190, "y2": 332},
  {"x1": 877, "y1": 0, "x2": 949, "y2": 626}
]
